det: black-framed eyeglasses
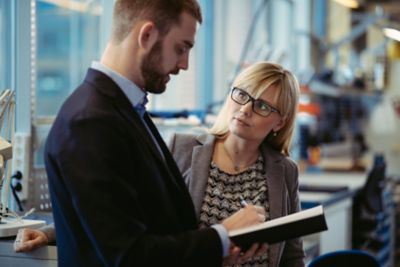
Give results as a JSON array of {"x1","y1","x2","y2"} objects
[{"x1": 230, "y1": 87, "x2": 281, "y2": 117}]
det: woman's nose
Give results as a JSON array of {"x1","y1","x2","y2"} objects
[{"x1": 239, "y1": 101, "x2": 253, "y2": 115}]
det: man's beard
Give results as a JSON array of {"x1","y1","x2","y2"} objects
[{"x1": 141, "y1": 40, "x2": 170, "y2": 94}]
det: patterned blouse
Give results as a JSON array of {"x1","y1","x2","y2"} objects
[{"x1": 198, "y1": 155, "x2": 270, "y2": 267}]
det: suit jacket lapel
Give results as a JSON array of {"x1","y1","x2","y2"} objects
[
  {"x1": 188, "y1": 134, "x2": 216, "y2": 218},
  {"x1": 262, "y1": 144, "x2": 286, "y2": 267},
  {"x1": 143, "y1": 113, "x2": 192, "y2": 192},
  {"x1": 84, "y1": 69, "x2": 165, "y2": 166},
  {"x1": 143, "y1": 113, "x2": 198, "y2": 227},
  {"x1": 118, "y1": 104, "x2": 166, "y2": 165},
  {"x1": 85, "y1": 69, "x2": 196, "y2": 221},
  {"x1": 262, "y1": 145, "x2": 286, "y2": 220},
  {"x1": 116, "y1": 99, "x2": 190, "y2": 199},
  {"x1": 84, "y1": 69, "x2": 198, "y2": 229}
]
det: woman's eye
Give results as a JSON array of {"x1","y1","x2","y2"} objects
[
  {"x1": 238, "y1": 92, "x2": 247, "y2": 99},
  {"x1": 258, "y1": 102, "x2": 270, "y2": 111}
]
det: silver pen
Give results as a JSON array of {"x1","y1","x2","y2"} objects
[{"x1": 239, "y1": 195, "x2": 248, "y2": 208}]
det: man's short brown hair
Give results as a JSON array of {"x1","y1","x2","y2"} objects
[{"x1": 111, "y1": 0, "x2": 202, "y2": 44}]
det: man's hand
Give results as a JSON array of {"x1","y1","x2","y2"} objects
[
  {"x1": 221, "y1": 205, "x2": 267, "y2": 265},
  {"x1": 14, "y1": 228, "x2": 49, "y2": 252},
  {"x1": 223, "y1": 243, "x2": 269, "y2": 266}
]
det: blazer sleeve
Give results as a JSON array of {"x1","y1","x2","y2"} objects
[{"x1": 279, "y1": 158, "x2": 305, "y2": 267}]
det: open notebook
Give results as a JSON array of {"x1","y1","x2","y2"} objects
[{"x1": 229, "y1": 205, "x2": 328, "y2": 250}]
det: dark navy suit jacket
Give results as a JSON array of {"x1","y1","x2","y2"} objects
[{"x1": 44, "y1": 69, "x2": 222, "y2": 267}]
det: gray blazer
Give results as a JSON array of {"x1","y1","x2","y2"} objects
[{"x1": 168, "y1": 133, "x2": 305, "y2": 267}]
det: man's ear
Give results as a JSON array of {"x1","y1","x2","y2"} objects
[{"x1": 138, "y1": 22, "x2": 159, "y2": 51}]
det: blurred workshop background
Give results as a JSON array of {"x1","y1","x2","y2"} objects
[{"x1": 0, "y1": 0, "x2": 400, "y2": 266}]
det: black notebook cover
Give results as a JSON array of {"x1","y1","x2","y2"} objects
[{"x1": 229, "y1": 205, "x2": 328, "y2": 250}]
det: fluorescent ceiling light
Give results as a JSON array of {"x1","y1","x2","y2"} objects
[
  {"x1": 383, "y1": 28, "x2": 400, "y2": 42},
  {"x1": 333, "y1": 0, "x2": 359, "y2": 9},
  {"x1": 40, "y1": 0, "x2": 102, "y2": 15}
]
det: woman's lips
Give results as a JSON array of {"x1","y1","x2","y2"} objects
[{"x1": 234, "y1": 117, "x2": 250, "y2": 127}]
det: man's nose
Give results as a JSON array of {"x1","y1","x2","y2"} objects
[{"x1": 177, "y1": 54, "x2": 189, "y2": 70}]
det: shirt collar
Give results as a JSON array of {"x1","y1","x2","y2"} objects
[{"x1": 91, "y1": 61, "x2": 147, "y2": 111}]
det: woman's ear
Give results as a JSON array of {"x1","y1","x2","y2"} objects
[
  {"x1": 273, "y1": 117, "x2": 286, "y2": 132},
  {"x1": 138, "y1": 22, "x2": 159, "y2": 51}
]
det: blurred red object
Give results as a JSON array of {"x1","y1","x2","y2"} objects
[
  {"x1": 299, "y1": 103, "x2": 321, "y2": 116},
  {"x1": 393, "y1": 98, "x2": 400, "y2": 118},
  {"x1": 299, "y1": 85, "x2": 321, "y2": 116}
]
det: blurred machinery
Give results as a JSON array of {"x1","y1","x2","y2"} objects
[
  {"x1": 0, "y1": 89, "x2": 45, "y2": 237},
  {"x1": 0, "y1": 89, "x2": 15, "y2": 221}
]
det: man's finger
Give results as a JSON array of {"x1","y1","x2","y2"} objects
[
  {"x1": 225, "y1": 246, "x2": 241, "y2": 266},
  {"x1": 254, "y1": 243, "x2": 269, "y2": 257},
  {"x1": 239, "y1": 243, "x2": 259, "y2": 262}
]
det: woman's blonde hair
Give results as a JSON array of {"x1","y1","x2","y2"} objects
[{"x1": 209, "y1": 62, "x2": 300, "y2": 156}]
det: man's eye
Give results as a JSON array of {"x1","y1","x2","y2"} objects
[
  {"x1": 176, "y1": 46, "x2": 188, "y2": 55},
  {"x1": 176, "y1": 48, "x2": 183, "y2": 55}
]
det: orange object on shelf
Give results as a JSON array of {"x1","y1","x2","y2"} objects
[
  {"x1": 308, "y1": 146, "x2": 321, "y2": 165},
  {"x1": 299, "y1": 103, "x2": 321, "y2": 116},
  {"x1": 299, "y1": 84, "x2": 321, "y2": 116}
]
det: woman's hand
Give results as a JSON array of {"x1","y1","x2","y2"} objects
[{"x1": 222, "y1": 204, "x2": 266, "y2": 231}]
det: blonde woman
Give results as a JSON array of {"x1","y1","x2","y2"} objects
[{"x1": 169, "y1": 62, "x2": 304, "y2": 267}]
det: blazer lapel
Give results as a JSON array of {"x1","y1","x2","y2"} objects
[
  {"x1": 85, "y1": 69, "x2": 165, "y2": 165},
  {"x1": 188, "y1": 134, "x2": 216, "y2": 217},
  {"x1": 263, "y1": 146, "x2": 286, "y2": 220},
  {"x1": 262, "y1": 145, "x2": 286, "y2": 267},
  {"x1": 85, "y1": 69, "x2": 197, "y2": 227},
  {"x1": 118, "y1": 105, "x2": 166, "y2": 165},
  {"x1": 143, "y1": 113, "x2": 198, "y2": 227},
  {"x1": 143, "y1": 113, "x2": 192, "y2": 192}
]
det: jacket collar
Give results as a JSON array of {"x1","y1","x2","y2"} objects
[
  {"x1": 190, "y1": 133, "x2": 287, "y2": 265},
  {"x1": 90, "y1": 61, "x2": 146, "y2": 109},
  {"x1": 84, "y1": 69, "x2": 195, "y2": 215},
  {"x1": 84, "y1": 69, "x2": 164, "y2": 163},
  {"x1": 191, "y1": 133, "x2": 287, "y2": 219}
]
